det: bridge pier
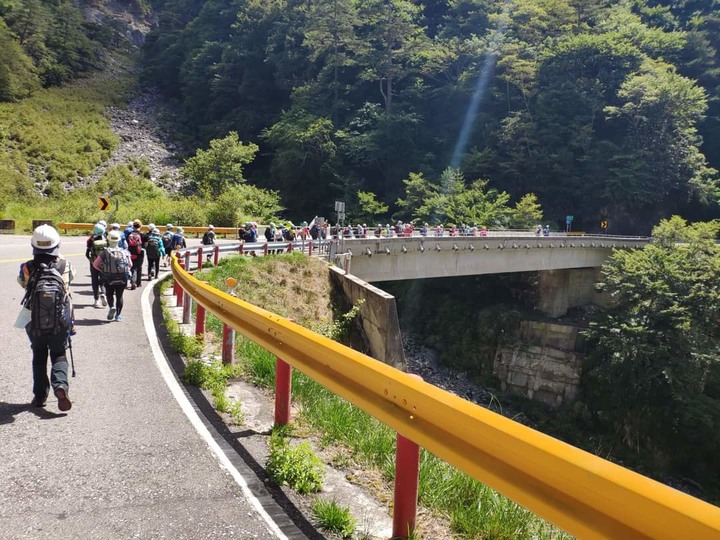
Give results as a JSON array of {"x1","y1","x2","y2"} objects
[{"x1": 537, "y1": 268, "x2": 605, "y2": 318}]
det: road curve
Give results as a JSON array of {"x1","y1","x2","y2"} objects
[{"x1": 0, "y1": 235, "x2": 291, "y2": 539}]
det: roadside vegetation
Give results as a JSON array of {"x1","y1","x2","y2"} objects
[{"x1": 176, "y1": 253, "x2": 571, "y2": 540}]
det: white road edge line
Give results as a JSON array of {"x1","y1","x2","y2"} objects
[{"x1": 141, "y1": 277, "x2": 289, "y2": 540}]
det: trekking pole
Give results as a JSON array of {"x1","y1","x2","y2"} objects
[{"x1": 67, "y1": 336, "x2": 77, "y2": 377}]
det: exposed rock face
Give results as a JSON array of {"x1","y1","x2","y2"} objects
[
  {"x1": 82, "y1": 91, "x2": 183, "y2": 192},
  {"x1": 494, "y1": 320, "x2": 584, "y2": 407}
]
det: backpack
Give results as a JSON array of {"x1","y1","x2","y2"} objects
[
  {"x1": 146, "y1": 236, "x2": 161, "y2": 258},
  {"x1": 90, "y1": 235, "x2": 107, "y2": 263},
  {"x1": 102, "y1": 247, "x2": 130, "y2": 285},
  {"x1": 163, "y1": 231, "x2": 173, "y2": 254},
  {"x1": 127, "y1": 231, "x2": 143, "y2": 260},
  {"x1": 22, "y1": 260, "x2": 71, "y2": 337},
  {"x1": 202, "y1": 231, "x2": 214, "y2": 245}
]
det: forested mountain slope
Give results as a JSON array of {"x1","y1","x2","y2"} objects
[{"x1": 141, "y1": 0, "x2": 720, "y2": 233}]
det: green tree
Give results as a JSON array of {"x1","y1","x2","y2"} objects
[
  {"x1": 182, "y1": 132, "x2": 259, "y2": 198},
  {"x1": 0, "y1": 19, "x2": 38, "y2": 101},
  {"x1": 583, "y1": 217, "x2": 720, "y2": 481},
  {"x1": 354, "y1": 190, "x2": 388, "y2": 224},
  {"x1": 510, "y1": 193, "x2": 543, "y2": 229}
]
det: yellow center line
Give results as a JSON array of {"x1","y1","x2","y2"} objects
[{"x1": 0, "y1": 252, "x2": 86, "y2": 264}]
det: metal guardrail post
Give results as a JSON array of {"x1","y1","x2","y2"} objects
[
  {"x1": 195, "y1": 304, "x2": 206, "y2": 339},
  {"x1": 222, "y1": 324, "x2": 235, "y2": 365},
  {"x1": 175, "y1": 258, "x2": 184, "y2": 307},
  {"x1": 197, "y1": 247, "x2": 203, "y2": 271},
  {"x1": 393, "y1": 375, "x2": 421, "y2": 539},
  {"x1": 182, "y1": 289, "x2": 192, "y2": 324},
  {"x1": 287, "y1": 242, "x2": 293, "y2": 253},
  {"x1": 238, "y1": 243, "x2": 244, "y2": 255},
  {"x1": 275, "y1": 357, "x2": 292, "y2": 425},
  {"x1": 308, "y1": 241, "x2": 313, "y2": 256},
  {"x1": 263, "y1": 243, "x2": 268, "y2": 256},
  {"x1": 184, "y1": 250, "x2": 191, "y2": 273},
  {"x1": 213, "y1": 245, "x2": 220, "y2": 266}
]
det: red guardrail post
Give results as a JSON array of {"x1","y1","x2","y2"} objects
[
  {"x1": 308, "y1": 241, "x2": 313, "y2": 256},
  {"x1": 214, "y1": 244, "x2": 220, "y2": 266},
  {"x1": 176, "y1": 257, "x2": 184, "y2": 307},
  {"x1": 287, "y1": 242, "x2": 293, "y2": 253},
  {"x1": 274, "y1": 357, "x2": 292, "y2": 426},
  {"x1": 197, "y1": 247, "x2": 203, "y2": 271},
  {"x1": 393, "y1": 374, "x2": 422, "y2": 539},
  {"x1": 238, "y1": 243, "x2": 244, "y2": 255},
  {"x1": 195, "y1": 304, "x2": 206, "y2": 339},
  {"x1": 222, "y1": 324, "x2": 235, "y2": 364}
]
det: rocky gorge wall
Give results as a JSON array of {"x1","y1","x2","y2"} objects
[{"x1": 494, "y1": 320, "x2": 585, "y2": 407}]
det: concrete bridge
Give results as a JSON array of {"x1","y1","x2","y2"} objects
[{"x1": 334, "y1": 234, "x2": 650, "y2": 318}]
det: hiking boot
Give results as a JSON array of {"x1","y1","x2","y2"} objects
[
  {"x1": 31, "y1": 395, "x2": 47, "y2": 407},
  {"x1": 130, "y1": 283, "x2": 137, "y2": 290},
  {"x1": 107, "y1": 307, "x2": 116, "y2": 320},
  {"x1": 54, "y1": 387, "x2": 72, "y2": 412},
  {"x1": 93, "y1": 298, "x2": 101, "y2": 308},
  {"x1": 115, "y1": 314, "x2": 123, "y2": 321},
  {"x1": 100, "y1": 293, "x2": 107, "y2": 307}
]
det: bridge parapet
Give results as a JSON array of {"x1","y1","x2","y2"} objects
[{"x1": 336, "y1": 235, "x2": 650, "y2": 282}]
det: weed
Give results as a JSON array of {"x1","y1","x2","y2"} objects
[
  {"x1": 267, "y1": 430, "x2": 324, "y2": 494},
  {"x1": 312, "y1": 499, "x2": 356, "y2": 538}
]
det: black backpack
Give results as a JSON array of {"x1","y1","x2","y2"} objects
[
  {"x1": 146, "y1": 236, "x2": 161, "y2": 258},
  {"x1": 22, "y1": 260, "x2": 71, "y2": 337},
  {"x1": 202, "y1": 231, "x2": 215, "y2": 245}
]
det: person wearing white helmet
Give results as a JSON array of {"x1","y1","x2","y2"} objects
[
  {"x1": 92, "y1": 230, "x2": 131, "y2": 321},
  {"x1": 17, "y1": 224, "x2": 75, "y2": 411},
  {"x1": 85, "y1": 222, "x2": 108, "y2": 308},
  {"x1": 109, "y1": 222, "x2": 128, "y2": 249},
  {"x1": 170, "y1": 226, "x2": 186, "y2": 252},
  {"x1": 201, "y1": 224, "x2": 216, "y2": 262}
]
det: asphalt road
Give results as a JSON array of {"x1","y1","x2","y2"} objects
[{"x1": 0, "y1": 235, "x2": 290, "y2": 539}]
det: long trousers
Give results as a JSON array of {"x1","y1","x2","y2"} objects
[
  {"x1": 89, "y1": 264, "x2": 103, "y2": 300},
  {"x1": 105, "y1": 282, "x2": 126, "y2": 315},
  {"x1": 28, "y1": 331, "x2": 68, "y2": 399}
]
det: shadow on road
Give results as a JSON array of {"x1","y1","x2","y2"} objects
[{"x1": 0, "y1": 401, "x2": 67, "y2": 424}]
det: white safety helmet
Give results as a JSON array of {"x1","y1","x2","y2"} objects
[
  {"x1": 110, "y1": 222, "x2": 120, "y2": 230},
  {"x1": 208, "y1": 224, "x2": 214, "y2": 230},
  {"x1": 148, "y1": 223, "x2": 155, "y2": 231},
  {"x1": 107, "y1": 230, "x2": 121, "y2": 246},
  {"x1": 166, "y1": 223, "x2": 173, "y2": 230},
  {"x1": 31, "y1": 224, "x2": 61, "y2": 256},
  {"x1": 98, "y1": 220, "x2": 107, "y2": 228}
]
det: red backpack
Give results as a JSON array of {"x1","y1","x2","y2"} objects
[{"x1": 127, "y1": 231, "x2": 143, "y2": 260}]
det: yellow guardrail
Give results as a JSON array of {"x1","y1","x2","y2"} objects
[
  {"x1": 171, "y1": 255, "x2": 720, "y2": 539},
  {"x1": 58, "y1": 222, "x2": 239, "y2": 235}
]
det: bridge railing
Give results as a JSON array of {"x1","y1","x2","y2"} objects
[{"x1": 169, "y1": 249, "x2": 720, "y2": 539}]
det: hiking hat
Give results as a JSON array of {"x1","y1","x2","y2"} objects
[
  {"x1": 148, "y1": 223, "x2": 155, "y2": 231},
  {"x1": 166, "y1": 223, "x2": 173, "y2": 230},
  {"x1": 177, "y1": 227, "x2": 184, "y2": 234},
  {"x1": 110, "y1": 222, "x2": 120, "y2": 230},
  {"x1": 98, "y1": 220, "x2": 107, "y2": 228},
  {"x1": 208, "y1": 224, "x2": 215, "y2": 230},
  {"x1": 107, "y1": 230, "x2": 121, "y2": 246},
  {"x1": 31, "y1": 224, "x2": 61, "y2": 256},
  {"x1": 133, "y1": 219, "x2": 142, "y2": 228},
  {"x1": 93, "y1": 223, "x2": 105, "y2": 236},
  {"x1": 128, "y1": 221, "x2": 133, "y2": 227}
]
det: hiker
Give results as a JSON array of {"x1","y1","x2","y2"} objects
[
  {"x1": 201, "y1": 224, "x2": 216, "y2": 261},
  {"x1": 127, "y1": 219, "x2": 145, "y2": 289},
  {"x1": 109, "y1": 222, "x2": 127, "y2": 249},
  {"x1": 17, "y1": 225, "x2": 75, "y2": 411},
  {"x1": 85, "y1": 223, "x2": 108, "y2": 308},
  {"x1": 169, "y1": 227, "x2": 187, "y2": 264},
  {"x1": 145, "y1": 226, "x2": 165, "y2": 279},
  {"x1": 264, "y1": 223, "x2": 275, "y2": 242},
  {"x1": 162, "y1": 224, "x2": 174, "y2": 267},
  {"x1": 93, "y1": 230, "x2": 131, "y2": 321}
]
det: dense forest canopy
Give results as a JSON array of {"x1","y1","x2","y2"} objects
[{"x1": 139, "y1": 0, "x2": 720, "y2": 232}]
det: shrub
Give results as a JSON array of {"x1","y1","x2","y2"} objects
[
  {"x1": 312, "y1": 499, "x2": 356, "y2": 538},
  {"x1": 267, "y1": 431, "x2": 324, "y2": 494}
]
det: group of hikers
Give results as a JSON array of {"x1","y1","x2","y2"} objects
[
  {"x1": 85, "y1": 220, "x2": 190, "y2": 321},
  {"x1": 15, "y1": 221, "x2": 197, "y2": 412}
]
